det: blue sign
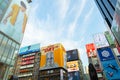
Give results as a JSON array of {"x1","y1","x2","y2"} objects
[
  {"x1": 101, "y1": 60, "x2": 120, "y2": 79},
  {"x1": 97, "y1": 47, "x2": 115, "y2": 61},
  {"x1": 19, "y1": 43, "x2": 40, "y2": 55}
]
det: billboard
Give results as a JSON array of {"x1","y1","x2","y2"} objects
[
  {"x1": 19, "y1": 43, "x2": 40, "y2": 55},
  {"x1": 111, "y1": 0, "x2": 120, "y2": 45},
  {"x1": 104, "y1": 31, "x2": 115, "y2": 47},
  {"x1": 92, "y1": 58, "x2": 101, "y2": 72},
  {"x1": 67, "y1": 61, "x2": 79, "y2": 72},
  {"x1": 93, "y1": 33, "x2": 109, "y2": 48},
  {"x1": 101, "y1": 60, "x2": 120, "y2": 79},
  {"x1": 97, "y1": 47, "x2": 115, "y2": 61},
  {"x1": 0, "y1": 0, "x2": 31, "y2": 43},
  {"x1": 86, "y1": 43, "x2": 95, "y2": 53},
  {"x1": 40, "y1": 43, "x2": 66, "y2": 70},
  {"x1": 67, "y1": 49, "x2": 79, "y2": 62},
  {"x1": 68, "y1": 71, "x2": 80, "y2": 80}
]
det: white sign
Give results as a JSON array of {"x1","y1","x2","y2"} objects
[{"x1": 93, "y1": 33, "x2": 109, "y2": 48}]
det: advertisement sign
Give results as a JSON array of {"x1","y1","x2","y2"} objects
[
  {"x1": 104, "y1": 31, "x2": 115, "y2": 47},
  {"x1": 86, "y1": 43, "x2": 95, "y2": 53},
  {"x1": 113, "y1": 48, "x2": 120, "y2": 56},
  {"x1": 97, "y1": 47, "x2": 115, "y2": 61},
  {"x1": 19, "y1": 43, "x2": 40, "y2": 55},
  {"x1": 67, "y1": 61, "x2": 79, "y2": 72},
  {"x1": 67, "y1": 49, "x2": 79, "y2": 61},
  {"x1": 40, "y1": 43, "x2": 66, "y2": 70},
  {"x1": 68, "y1": 71, "x2": 80, "y2": 80},
  {"x1": 111, "y1": 0, "x2": 120, "y2": 45},
  {"x1": 93, "y1": 33, "x2": 109, "y2": 48},
  {"x1": 0, "y1": 0, "x2": 31, "y2": 43},
  {"x1": 22, "y1": 56, "x2": 35, "y2": 61},
  {"x1": 92, "y1": 58, "x2": 101, "y2": 72},
  {"x1": 101, "y1": 60, "x2": 120, "y2": 79}
]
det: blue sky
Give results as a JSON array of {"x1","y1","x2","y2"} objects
[{"x1": 21, "y1": 0, "x2": 107, "y2": 69}]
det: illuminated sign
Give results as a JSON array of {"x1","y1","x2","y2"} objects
[
  {"x1": 19, "y1": 43, "x2": 40, "y2": 55},
  {"x1": 67, "y1": 61, "x2": 79, "y2": 72}
]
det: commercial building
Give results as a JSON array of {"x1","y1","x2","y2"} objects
[
  {"x1": 67, "y1": 49, "x2": 84, "y2": 80},
  {"x1": 85, "y1": 43, "x2": 104, "y2": 80},
  {"x1": 94, "y1": 0, "x2": 120, "y2": 51},
  {"x1": 0, "y1": 0, "x2": 32, "y2": 79},
  {"x1": 39, "y1": 43, "x2": 68, "y2": 80},
  {"x1": 14, "y1": 44, "x2": 40, "y2": 80}
]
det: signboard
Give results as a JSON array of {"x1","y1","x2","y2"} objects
[
  {"x1": 92, "y1": 58, "x2": 101, "y2": 72},
  {"x1": 67, "y1": 61, "x2": 79, "y2": 72},
  {"x1": 68, "y1": 71, "x2": 81, "y2": 80},
  {"x1": 40, "y1": 43, "x2": 66, "y2": 70},
  {"x1": 86, "y1": 43, "x2": 95, "y2": 53},
  {"x1": 93, "y1": 33, "x2": 109, "y2": 48},
  {"x1": 111, "y1": 0, "x2": 120, "y2": 45},
  {"x1": 67, "y1": 49, "x2": 79, "y2": 61},
  {"x1": 104, "y1": 31, "x2": 115, "y2": 47},
  {"x1": 101, "y1": 60, "x2": 120, "y2": 79},
  {"x1": 0, "y1": 0, "x2": 31, "y2": 43},
  {"x1": 113, "y1": 48, "x2": 120, "y2": 56},
  {"x1": 97, "y1": 47, "x2": 115, "y2": 61},
  {"x1": 19, "y1": 43, "x2": 40, "y2": 55}
]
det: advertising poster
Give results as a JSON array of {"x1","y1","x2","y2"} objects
[
  {"x1": 97, "y1": 47, "x2": 115, "y2": 61},
  {"x1": 104, "y1": 31, "x2": 115, "y2": 47},
  {"x1": 67, "y1": 49, "x2": 79, "y2": 62},
  {"x1": 67, "y1": 61, "x2": 79, "y2": 72},
  {"x1": 101, "y1": 60, "x2": 120, "y2": 79},
  {"x1": 0, "y1": 0, "x2": 31, "y2": 43},
  {"x1": 19, "y1": 43, "x2": 40, "y2": 55},
  {"x1": 40, "y1": 43, "x2": 66, "y2": 70},
  {"x1": 92, "y1": 58, "x2": 101, "y2": 72},
  {"x1": 93, "y1": 33, "x2": 109, "y2": 48},
  {"x1": 68, "y1": 71, "x2": 80, "y2": 80},
  {"x1": 111, "y1": 0, "x2": 120, "y2": 45}
]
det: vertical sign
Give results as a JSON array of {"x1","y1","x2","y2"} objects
[{"x1": 93, "y1": 33, "x2": 109, "y2": 48}]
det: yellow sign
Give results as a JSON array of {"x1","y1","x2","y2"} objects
[
  {"x1": 40, "y1": 43, "x2": 66, "y2": 70},
  {"x1": 67, "y1": 61, "x2": 79, "y2": 72}
]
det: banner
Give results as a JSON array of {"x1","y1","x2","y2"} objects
[
  {"x1": 97, "y1": 47, "x2": 115, "y2": 61},
  {"x1": 67, "y1": 49, "x2": 79, "y2": 61},
  {"x1": 19, "y1": 43, "x2": 40, "y2": 55},
  {"x1": 0, "y1": 0, "x2": 31, "y2": 43},
  {"x1": 101, "y1": 60, "x2": 120, "y2": 79},
  {"x1": 40, "y1": 43, "x2": 66, "y2": 70},
  {"x1": 67, "y1": 61, "x2": 79, "y2": 72}
]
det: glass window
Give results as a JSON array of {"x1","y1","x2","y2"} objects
[
  {"x1": 9, "y1": 42, "x2": 16, "y2": 59},
  {"x1": 98, "y1": 0, "x2": 112, "y2": 24},
  {"x1": 103, "y1": 0, "x2": 115, "y2": 17},
  {"x1": 109, "y1": 0, "x2": 117, "y2": 8},
  {"x1": 0, "y1": 36, "x2": 8, "y2": 62}
]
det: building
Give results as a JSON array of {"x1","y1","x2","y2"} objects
[
  {"x1": 67, "y1": 49, "x2": 84, "y2": 80},
  {"x1": 14, "y1": 44, "x2": 40, "y2": 80},
  {"x1": 0, "y1": 0, "x2": 32, "y2": 79},
  {"x1": 94, "y1": 0, "x2": 120, "y2": 51},
  {"x1": 94, "y1": 0, "x2": 117, "y2": 28},
  {"x1": 85, "y1": 43, "x2": 104, "y2": 80},
  {"x1": 39, "y1": 43, "x2": 68, "y2": 80}
]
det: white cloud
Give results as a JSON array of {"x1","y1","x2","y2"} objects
[
  {"x1": 67, "y1": 0, "x2": 87, "y2": 38},
  {"x1": 57, "y1": 0, "x2": 70, "y2": 20}
]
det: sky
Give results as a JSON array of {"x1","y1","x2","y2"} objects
[{"x1": 21, "y1": 0, "x2": 107, "y2": 69}]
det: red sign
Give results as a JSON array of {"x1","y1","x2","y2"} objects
[
  {"x1": 21, "y1": 60, "x2": 34, "y2": 65},
  {"x1": 86, "y1": 43, "x2": 95, "y2": 53},
  {"x1": 22, "y1": 56, "x2": 35, "y2": 61}
]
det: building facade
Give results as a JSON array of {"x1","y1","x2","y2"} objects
[
  {"x1": 67, "y1": 49, "x2": 84, "y2": 80},
  {"x1": 0, "y1": 0, "x2": 32, "y2": 80}
]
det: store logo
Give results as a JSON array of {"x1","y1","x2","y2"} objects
[{"x1": 102, "y1": 50, "x2": 110, "y2": 57}]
